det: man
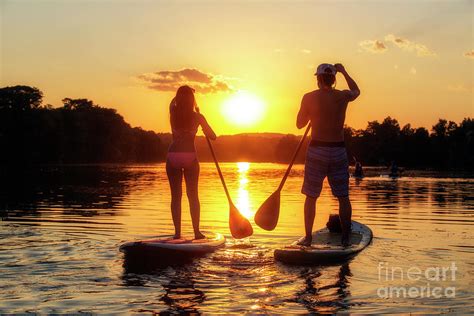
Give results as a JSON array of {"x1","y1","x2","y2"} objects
[{"x1": 296, "y1": 63, "x2": 360, "y2": 247}]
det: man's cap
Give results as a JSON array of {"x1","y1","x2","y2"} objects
[{"x1": 315, "y1": 63, "x2": 337, "y2": 76}]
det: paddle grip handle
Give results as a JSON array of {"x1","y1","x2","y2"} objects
[{"x1": 277, "y1": 124, "x2": 311, "y2": 192}]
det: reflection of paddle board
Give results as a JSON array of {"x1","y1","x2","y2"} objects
[
  {"x1": 120, "y1": 232, "x2": 225, "y2": 256},
  {"x1": 274, "y1": 221, "x2": 372, "y2": 265}
]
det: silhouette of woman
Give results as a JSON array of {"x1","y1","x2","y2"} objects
[{"x1": 166, "y1": 86, "x2": 216, "y2": 239}]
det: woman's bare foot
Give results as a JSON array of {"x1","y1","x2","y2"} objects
[
  {"x1": 297, "y1": 235, "x2": 312, "y2": 247},
  {"x1": 173, "y1": 233, "x2": 181, "y2": 239},
  {"x1": 194, "y1": 231, "x2": 206, "y2": 240}
]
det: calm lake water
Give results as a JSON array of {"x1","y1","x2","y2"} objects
[{"x1": 1, "y1": 163, "x2": 473, "y2": 314}]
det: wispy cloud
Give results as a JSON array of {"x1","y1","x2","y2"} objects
[
  {"x1": 301, "y1": 49, "x2": 311, "y2": 54},
  {"x1": 359, "y1": 34, "x2": 436, "y2": 57},
  {"x1": 385, "y1": 34, "x2": 436, "y2": 57},
  {"x1": 448, "y1": 84, "x2": 471, "y2": 93},
  {"x1": 137, "y1": 68, "x2": 232, "y2": 94},
  {"x1": 359, "y1": 40, "x2": 387, "y2": 54},
  {"x1": 464, "y1": 50, "x2": 474, "y2": 59},
  {"x1": 410, "y1": 67, "x2": 417, "y2": 75}
]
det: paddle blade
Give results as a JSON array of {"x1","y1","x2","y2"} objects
[
  {"x1": 229, "y1": 204, "x2": 253, "y2": 239},
  {"x1": 254, "y1": 191, "x2": 280, "y2": 231}
]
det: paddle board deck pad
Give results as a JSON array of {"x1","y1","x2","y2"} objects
[
  {"x1": 274, "y1": 221, "x2": 372, "y2": 265},
  {"x1": 120, "y1": 232, "x2": 225, "y2": 257}
]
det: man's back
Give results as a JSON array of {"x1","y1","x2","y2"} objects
[{"x1": 302, "y1": 89, "x2": 350, "y2": 142}]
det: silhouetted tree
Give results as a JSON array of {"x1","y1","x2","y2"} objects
[
  {"x1": 0, "y1": 85, "x2": 43, "y2": 111},
  {"x1": 62, "y1": 98, "x2": 96, "y2": 110}
]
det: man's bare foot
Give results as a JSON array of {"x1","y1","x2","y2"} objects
[
  {"x1": 173, "y1": 233, "x2": 181, "y2": 239},
  {"x1": 297, "y1": 236, "x2": 312, "y2": 247},
  {"x1": 194, "y1": 231, "x2": 206, "y2": 240},
  {"x1": 341, "y1": 235, "x2": 351, "y2": 247}
]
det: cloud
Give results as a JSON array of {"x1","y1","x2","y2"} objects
[
  {"x1": 359, "y1": 40, "x2": 387, "y2": 53},
  {"x1": 301, "y1": 49, "x2": 311, "y2": 54},
  {"x1": 448, "y1": 84, "x2": 471, "y2": 93},
  {"x1": 138, "y1": 68, "x2": 232, "y2": 94},
  {"x1": 464, "y1": 50, "x2": 474, "y2": 59},
  {"x1": 385, "y1": 34, "x2": 436, "y2": 57},
  {"x1": 410, "y1": 67, "x2": 417, "y2": 75},
  {"x1": 359, "y1": 34, "x2": 436, "y2": 57}
]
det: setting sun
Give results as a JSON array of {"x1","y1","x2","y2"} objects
[{"x1": 222, "y1": 91, "x2": 266, "y2": 126}]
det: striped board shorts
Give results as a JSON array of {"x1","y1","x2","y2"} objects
[{"x1": 302, "y1": 145, "x2": 349, "y2": 198}]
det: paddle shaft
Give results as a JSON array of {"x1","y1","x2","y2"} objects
[
  {"x1": 205, "y1": 136, "x2": 232, "y2": 203},
  {"x1": 277, "y1": 124, "x2": 311, "y2": 192}
]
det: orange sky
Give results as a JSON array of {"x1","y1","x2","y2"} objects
[{"x1": 1, "y1": 1, "x2": 473, "y2": 135}]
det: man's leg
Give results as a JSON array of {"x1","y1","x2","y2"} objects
[
  {"x1": 297, "y1": 195, "x2": 317, "y2": 246},
  {"x1": 338, "y1": 196, "x2": 352, "y2": 246},
  {"x1": 304, "y1": 196, "x2": 317, "y2": 239},
  {"x1": 327, "y1": 148, "x2": 351, "y2": 246},
  {"x1": 300, "y1": 146, "x2": 326, "y2": 247}
]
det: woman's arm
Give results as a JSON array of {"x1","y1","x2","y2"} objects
[{"x1": 198, "y1": 113, "x2": 217, "y2": 140}]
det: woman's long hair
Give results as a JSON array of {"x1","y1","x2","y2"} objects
[{"x1": 170, "y1": 85, "x2": 198, "y2": 130}]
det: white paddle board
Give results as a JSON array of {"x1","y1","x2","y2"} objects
[
  {"x1": 120, "y1": 231, "x2": 225, "y2": 256},
  {"x1": 274, "y1": 221, "x2": 372, "y2": 264}
]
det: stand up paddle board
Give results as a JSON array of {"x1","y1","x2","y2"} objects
[
  {"x1": 120, "y1": 231, "x2": 225, "y2": 257},
  {"x1": 274, "y1": 221, "x2": 372, "y2": 265}
]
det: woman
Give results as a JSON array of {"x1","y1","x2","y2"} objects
[{"x1": 167, "y1": 85, "x2": 216, "y2": 240}]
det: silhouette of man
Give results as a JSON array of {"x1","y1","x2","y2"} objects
[{"x1": 296, "y1": 63, "x2": 360, "y2": 247}]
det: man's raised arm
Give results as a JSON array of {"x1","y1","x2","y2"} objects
[{"x1": 335, "y1": 63, "x2": 360, "y2": 101}]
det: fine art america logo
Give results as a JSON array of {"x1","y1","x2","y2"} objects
[{"x1": 377, "y1": 262, "x2": 457, "y2": 298}]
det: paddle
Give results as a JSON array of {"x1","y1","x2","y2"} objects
[
  {"x1": 255, "y1": 124, "x2": 311, "y2": 231},
  {"x1": 205, "y1": 136, "x2": 253, "y2": 239}
]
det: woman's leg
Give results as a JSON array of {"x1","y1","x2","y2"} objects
[
  {"x1": 184, "y1": 160, "x2": 204, "y2": 239},
  {"x1": 166, "y1": 160, "x2": 183, "y2": 238}
]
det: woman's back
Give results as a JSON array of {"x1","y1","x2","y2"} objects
[{"x1": 169, "y1": 112, "x2": 199, "y2": 152}]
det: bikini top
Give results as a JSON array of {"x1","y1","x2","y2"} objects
[{"x1": 172, "y1": 127, "x2": 198, "y2": 142}]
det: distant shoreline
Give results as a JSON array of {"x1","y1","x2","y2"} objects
[
  {"x1": 1, "y1": 163, "x2": 473, "y2": 178},
  {"x1": 1, "y1": 85, "x2": 473, "y2": 170}
]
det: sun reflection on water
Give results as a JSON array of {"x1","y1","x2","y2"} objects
[{"x1": 236, "y1": 162, "x2": 254, "y2": 219}]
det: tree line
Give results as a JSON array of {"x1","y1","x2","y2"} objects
[
  {"x1": 0, "y1": 85, "x2": 472, "y2": 169},
  {"x1": 0, "y1": 85, "x2": 166, "y2": 163}
]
